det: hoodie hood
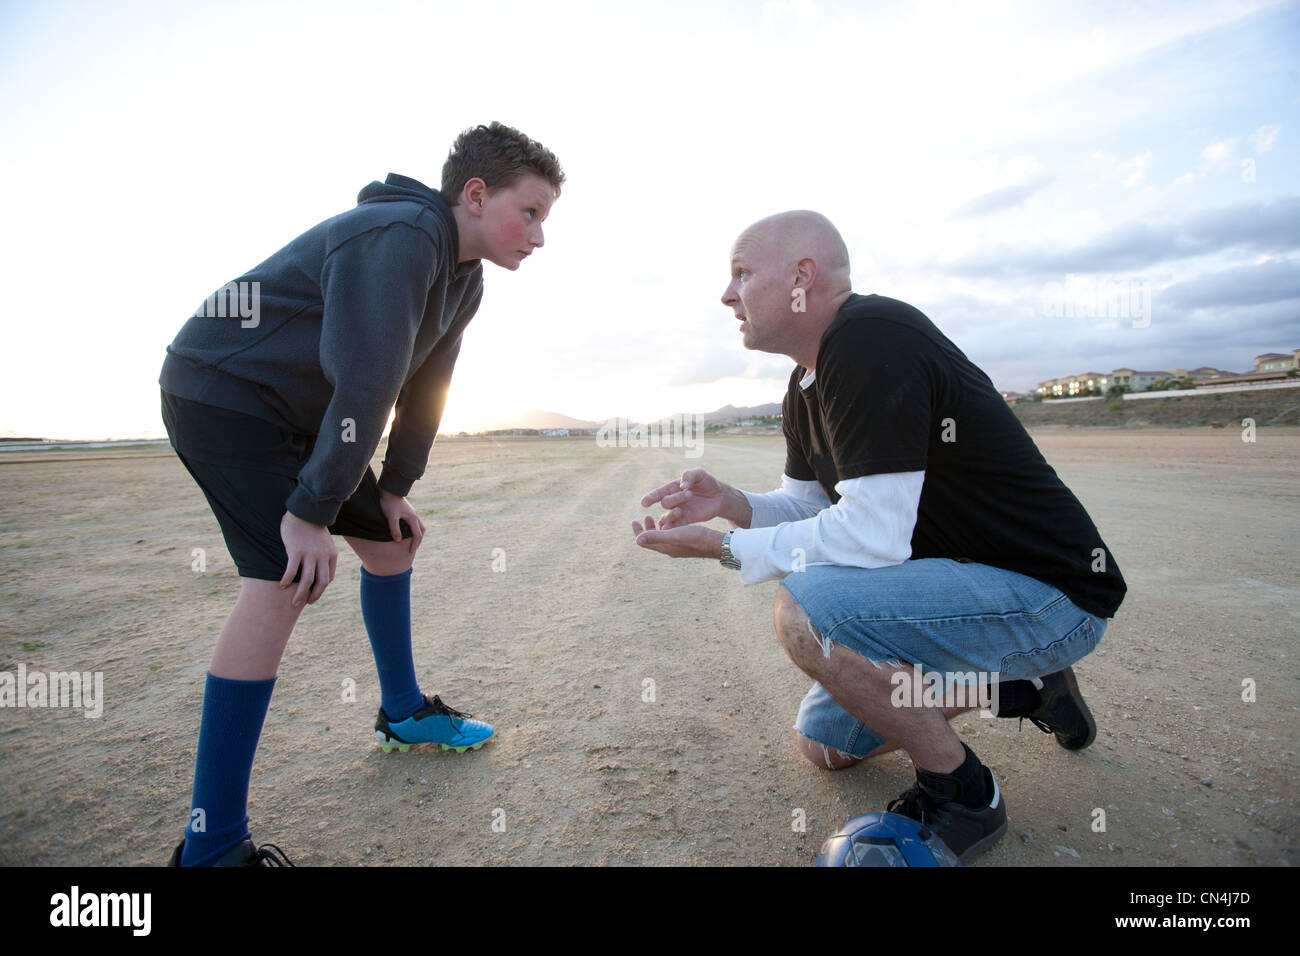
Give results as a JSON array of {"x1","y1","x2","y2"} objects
[
  {"x1": 356, "y1": 173, "x2": 465, "y2": 273},
  {"x1": 357, "y1": 172, "x2": 444, "y2": 206}
]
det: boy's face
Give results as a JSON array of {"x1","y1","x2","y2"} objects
[{"x1": 471, "y1": 172, "x2": 556, "y2": 270}]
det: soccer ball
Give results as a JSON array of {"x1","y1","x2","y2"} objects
[{"x1": 814, "y1": 812, "x2": 962, "y2": 867}]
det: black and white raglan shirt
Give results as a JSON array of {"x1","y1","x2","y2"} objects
[{"x1": 727, "y1": 294, "x2": 1127, "y2": 621}]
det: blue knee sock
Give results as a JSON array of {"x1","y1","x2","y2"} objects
[
  {"x1": 360, "y1": 566, "x2": 424, "y2": 721},
  {"x1": 180, "y1": 673, "x2": 276, "y2": 866}
]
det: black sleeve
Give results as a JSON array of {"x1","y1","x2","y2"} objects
[
  {"x1": 817, "y1": 320, "x2": 936, "y2": 480},
  {"x1": 379, "y1": 331, "x2": 464, "y2": 497},
  {"x1": 287, "y1": 224, "x2": 437, "y2": 525},
  {"x1": 781, "y1": 369, "x2": 816, "y2": 481}
]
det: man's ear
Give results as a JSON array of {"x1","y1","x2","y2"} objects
[
  {"x1": 793, "y1": 256, "x2": 819, "y2": 291},
  {"x1": 462, "y1": 177, "x2": 488, "y2": 214}
]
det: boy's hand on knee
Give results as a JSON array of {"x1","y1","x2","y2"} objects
[
  {"x1": 378, "y1": 489, "x2": 425, "y2": 555},
  {"x1": 279, "y1": 511, "x2": 338, "y2": 607}
]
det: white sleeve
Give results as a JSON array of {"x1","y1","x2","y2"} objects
[
  {"x1": 728, "y1": 471, "x2": 925, "y2": 586},
  {"x1": 740, "y1": 475, "x2": 832, "y2": 528}
]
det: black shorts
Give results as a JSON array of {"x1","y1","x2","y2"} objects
[{"x1": 161, "y1": 389, "x2": 411, "y2": 581}]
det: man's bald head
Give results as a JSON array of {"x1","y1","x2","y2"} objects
[
  {"x1": 734, "y1": 210, "x2": 851, "y2": 280},
  {"x1": 722, "y1": 210, "x2": 855, "y2": 369}
]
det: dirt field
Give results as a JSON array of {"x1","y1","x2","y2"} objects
[{"x1": 0, "y1": 427, "x2": 1296, "y2": 866}]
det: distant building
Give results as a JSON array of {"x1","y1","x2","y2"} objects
[
  {"x1": 540, "y1": 428, "x2": 570, "y2": 437},
  {"x1": 1034, "y1": 372, "x2": 1109, "y2": 397},
  {"x1": 1073, "y1": 372, "x2": 1108, "y2": 395},
  {"x1": 1192, "y1": 351, "x2": 1298, "y2": 389},
  {"x1": 1255, "y1": 350, "x2": 1299, "y2": 373},
  {"x1": 1109, "y1": 369, "x2": 1171, "y2": 392},
  {"x1": 1032, "y1": 350, "x2": 1297, "y2": 398}
]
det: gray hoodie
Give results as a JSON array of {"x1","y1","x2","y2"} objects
[{"x1": 160, "y1": 174, "x2": 483, "y2": 526}]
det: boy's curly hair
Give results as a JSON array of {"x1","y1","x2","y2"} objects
[{"x1": 440, "y1": 122, "x2": 565, "y2": 206}]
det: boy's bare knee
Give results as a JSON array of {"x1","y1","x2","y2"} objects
[
  {"x1": 346, "y1": 536, "x2": 415, "y2": 576},
  {"x1": 237, "y1": 577, "x2": 304, "y2": 620},
  {"x1": 796, "y1": 732, "x2": 864, "y2": 771}
]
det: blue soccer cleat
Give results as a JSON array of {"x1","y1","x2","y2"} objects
[{"x1": 374, "y1": 694, "x2": 495, "y2": 753}]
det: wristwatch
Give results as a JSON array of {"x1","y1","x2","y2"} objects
[{"x1": 719, "y1": 530, "x2": 741, "y2": 570}]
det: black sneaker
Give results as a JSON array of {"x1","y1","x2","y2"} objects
[
  {"x1": 1002, "y1": 667, "x2": 1096, "y2": 751},
  {"x1": 167, "y1": 838, "x2": 295, "y2": 867},
  {"x1": 887, "y1": 766, "x2": 1007, "y2": 863}
]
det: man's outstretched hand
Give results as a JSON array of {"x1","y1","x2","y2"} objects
[
  {"x1": 638, "y1": 468, "x2": 751, "y2": 530},
  {"x1": 632, "y1": 515, "x2": 724, "y2": 559}
]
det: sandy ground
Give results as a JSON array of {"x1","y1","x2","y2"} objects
[{"x1": 0, "y1": 427, "x2": 1295, "y2": 866}]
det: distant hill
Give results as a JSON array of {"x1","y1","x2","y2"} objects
[
  {"x1": 698, "y1": 402, "x2": 782, "y2": 423},
  {"x1": 474, "y1": 409, "x2": 602, "y2": 432},
  {"x1": 467, "y1": 401, "x2": 783, "y2": 434}
]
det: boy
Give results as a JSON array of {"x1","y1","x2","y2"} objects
[{"x1": 160, "y1": 122, "x2": 564, "y2": 866}]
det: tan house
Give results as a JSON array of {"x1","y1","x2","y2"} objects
[
  {"x1": 1109, "y1": 369, "x2": 1170, "y2": 392},
  {"x1": 1036, "y1": 350, "x2": 1297, "y2": 397},
  {"x1": 1034, "y1": 372, "x2": 1110, "y2": 397},
  {"x1": 1255, "y1": 351, "x2": 1299, "y2": 373}
]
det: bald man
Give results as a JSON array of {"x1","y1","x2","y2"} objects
[{"x1": 632, "y1": 211, "x2": 1126, "y2": 862}]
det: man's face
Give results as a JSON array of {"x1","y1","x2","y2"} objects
[
  {"x1": 721, "y1": 231, "x2": 790, "y2": 354},
  {"x1": 476, "y1": 172, "x2": 555, "y2": 270}
]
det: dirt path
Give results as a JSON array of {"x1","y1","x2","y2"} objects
[{"x1": 0, "y1": 428, "x2": 1295, "y2": 865}]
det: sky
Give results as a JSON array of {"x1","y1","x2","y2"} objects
[{"x1": 1, "y1": 0, "x2": 1297, "y2": 439}]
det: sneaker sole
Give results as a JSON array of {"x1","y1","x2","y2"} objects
[
  {"x1": 376, "y1": 733, "x2": 490, "y2": 754},
  {"x1": 954, "y1": 817, "x2": 1008, "y2": 863}
]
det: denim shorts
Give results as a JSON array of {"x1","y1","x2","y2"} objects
[{"x1": 780, "y1": 559, "x2": 1107, "y2": 757}]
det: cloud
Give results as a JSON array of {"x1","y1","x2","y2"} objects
[
  {"x1": 1201, "y1": 137, "x2": 1239, "y2": 167},
  {"x1": 941, "y1": 195, "x2": 1300, "y2": 277},
  {"x1": 890, "y1": 270, "x2": 1300, "y2": 394},
  {"x1": 1162, "y1": 258, "x2": 1300, "y2": 310},
  {"x1": 762, "y1": 0, "x2": 825, "y2": 27},
  {"x1": 949, "y1": 157, "x2": 1052, "y2": 219},
  {"x1": 1249, "y1": 122, "x2": 1282, "y2": 155},
  {"x1": 668, "y1": 350, "x2": 748, "y2": 386},
  {"x1": 1174, "y1": 136, "x2": 1241, "y2": 184},
  {"x1": 1120, "y1": 150, "x2": 1153, "y2": 188},
  {"x1": 749, "y1": 356, "x2": 798, "y2": 379},
  {"x1": 1183, "y1": 198, "x2": 1300, "y2": 252},
  {"x1": 964, "y1": 296, "x2": 1300, "y2": 393},
  {"x1": 1090, "y1": 149, "x2": 1154, "y2": 188},
  {"x1": 950, "y1": 179, "x2": 1047, "y2": 218}
]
